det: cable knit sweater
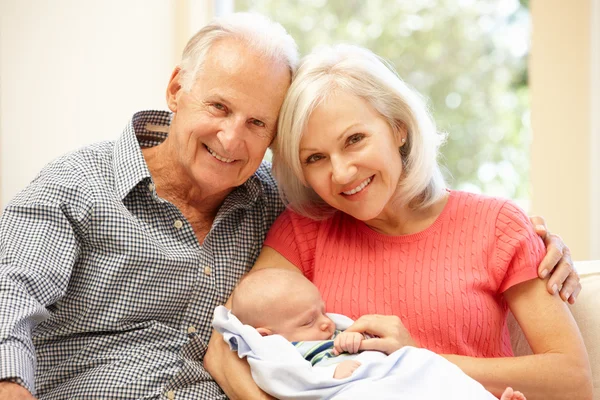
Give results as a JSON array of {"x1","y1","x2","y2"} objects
[{"x1": 263, "y1": 190, "x2": 545, "y2": 358}]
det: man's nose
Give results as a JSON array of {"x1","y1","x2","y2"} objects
[
  {"x1": 331, "y1": 155, "x2": 357, "y2": 185},
  {"x1": 217, "y1": 117, "x2": 245, "y2": 154}
]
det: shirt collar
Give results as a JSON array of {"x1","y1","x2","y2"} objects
[
  {"x1": 113, "y1": 110, "x2": 172, "y2": 200},
  {"x1": 113, "y1": 110, "x2": 265, "y2": 204}
]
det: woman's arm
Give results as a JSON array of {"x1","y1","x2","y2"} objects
[
  {"x1": 442, "y1": 277, "x2": 592, "y2": 400},
  {"x1": 204, "y1": 246, "x2": 303, "y2": 400}
]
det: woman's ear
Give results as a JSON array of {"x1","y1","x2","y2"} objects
[
  {"x1": 166, "y1": 67, "x2": 183, "y2": 113},
  {"x1": 256, "y1": 327, "x2": 273, "y2": 337},
  {"x1": 394, "y1": 121, "x2": 408, "y2": 147}
]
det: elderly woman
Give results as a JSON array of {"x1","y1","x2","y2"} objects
[{"x1": 206, "y1": 44, "x2": 592, "y2": 400}]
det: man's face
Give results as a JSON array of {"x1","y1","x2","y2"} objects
[{"x1": 166, "y1": 38, "x2": 291, "y2": 197}]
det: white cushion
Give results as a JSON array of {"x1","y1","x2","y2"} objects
[{"x1": 508, "y1": 260, "x2": 600, "y2": 399}]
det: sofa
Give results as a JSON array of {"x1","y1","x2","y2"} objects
[{"x1": 508, "y1": 260, "x2": 600, "y2": 399}]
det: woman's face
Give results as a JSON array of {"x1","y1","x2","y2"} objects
[{"x1": 299, "y1": 91, "x2": 405, "y2": 221}]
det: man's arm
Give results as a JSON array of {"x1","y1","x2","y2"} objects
[
  {"x1": 204, "y1": 331, "x2": 274, "y2": 400},
  {"x1": 0, "y1": 172, "x2": 83, "y2": 397},
  {"x1": 0, "y1": 381, "x2": 35, "y2": 400},
  {"x1": 204, "y1": 246, "x2": 303, "y2": 399}
]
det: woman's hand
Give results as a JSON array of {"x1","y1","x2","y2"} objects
[
  {"x1": 530, "y1": 216, "x2": 581, "y2": 303},
  {"x1": 343, "y1": 314, "x2": 417, "y2": 355}
]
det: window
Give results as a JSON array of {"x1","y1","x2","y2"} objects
[{"x1": 235, "y1": 0, "x2": 531, "y2": 208}]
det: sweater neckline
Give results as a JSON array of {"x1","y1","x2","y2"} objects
[{"x1": 352, "y1": 189, "x2": 457, "y2": 243}]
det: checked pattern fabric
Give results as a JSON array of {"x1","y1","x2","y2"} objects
[{"x1": 0, "y1": 110, "x2": 284, "y2": 399}]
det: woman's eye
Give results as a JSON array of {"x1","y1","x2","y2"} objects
[
  {"x1": 212, "y1": 103, "x2": 226, "y2": 112},
  {"x1": 347, "y1": 133, "x2": 364, "y2": 145},
  {"x1": 251, "y1": 119, "x2": 265, "y2": 127},
  {"x1": 305, "y1": 154, "x2": 323, "y2": 164}
]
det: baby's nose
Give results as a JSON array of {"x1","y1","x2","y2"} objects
[{"x1": 320, "y1": 321, "x2": 332, "y2": 331}]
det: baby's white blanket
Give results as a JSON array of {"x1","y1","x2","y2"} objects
[{"x1": 212, "y1": 306, "x2": 495, "y2": 399}]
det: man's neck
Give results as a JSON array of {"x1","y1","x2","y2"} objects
[{"x1": 141, "y1": 144, "x2": 233, "y2": 242}]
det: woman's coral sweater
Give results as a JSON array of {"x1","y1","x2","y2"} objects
[{"x1": 263, "y1": 190, "x2": 545, "y2": 357}]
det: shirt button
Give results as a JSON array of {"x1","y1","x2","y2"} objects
[
  {"x1": 204, "y1": 266, "x2": 212, "y2": 276},
  {"x1": 187, "y1": 326, "x2": 197, "y2": 334},
  {"x1": 148, "y1": 183, "x2": 155, "y2": 192},
  {"x1": 173, "y1": 220, "x2": 183, "y2": 229},
  {"x1": 166, "y1": 391, "x2": 175, "y2": 400}
]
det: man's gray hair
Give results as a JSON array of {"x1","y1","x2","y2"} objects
[
  {"x1": 273, "y1": 44, "x2": 447, "y2": 220},
  {"x1": 179, "y1": 12, "x2": 299, "y2": 91}
]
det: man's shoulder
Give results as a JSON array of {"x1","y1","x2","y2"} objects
[
  {"x1": 254, "y1": 160, "x2": 277, "y2": 187},
  {"x1": 9, "y1": 141, "x2": 116, "y2": 207},
  {"x1": 40, "y1": 141, "x2": 115, "y2": 183},
  {"x1": 253, "y1": 161, "x2": 282, "y2": 205}
]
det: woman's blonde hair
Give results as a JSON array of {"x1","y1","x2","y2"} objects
[{"x1": 272, "y1": 44, "x2": 447, "y2": 220}]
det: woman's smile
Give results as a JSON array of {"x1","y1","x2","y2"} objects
[{"x1": 341, "y1": 176, "x2": 373, "y2": 196}]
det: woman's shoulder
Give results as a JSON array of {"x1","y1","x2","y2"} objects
[
  {"x1": 447, "y1": 190, "x2": 527, "y2": 218},
  {"x1": 277, "y1": 207, "x2": 343, "y2": 227}
]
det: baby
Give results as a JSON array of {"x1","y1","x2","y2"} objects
[{"x1": 230, "y1": 268, "x2": 525, "y2": 400}]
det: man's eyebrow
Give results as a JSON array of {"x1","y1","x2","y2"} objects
[{"x1": 206, "y1": 95, "x2": 230, "y2": 106}]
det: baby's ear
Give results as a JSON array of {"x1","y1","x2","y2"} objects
[{"x1": 256, "y1": 327, "x2": 273, "y2": 337}]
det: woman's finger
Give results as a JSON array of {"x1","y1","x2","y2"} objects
[{"x1": 351, "y1": 333, "x2": 361, "y2": 353}]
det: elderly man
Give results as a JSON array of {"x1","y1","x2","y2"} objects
[
  {"x1": 0, "y1": 12, "x2": 294, "y2": 400},
  {"x1": 0, "y1": 12, "x2": 579, "y2": 400}
]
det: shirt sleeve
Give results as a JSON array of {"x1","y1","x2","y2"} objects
[
  {"x1": 263, "y1": 209, "x2": 320, "y2": 279},
  {"x1": 493, "y1": 200, "x2": 545, "y2": 293},
  {"x1": 0, "y1": 165, "x2": 86, "y2": 394}
]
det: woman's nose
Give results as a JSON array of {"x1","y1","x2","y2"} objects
[{"x1": 331, "y1": 156, "x2": 357, "y2": 185}]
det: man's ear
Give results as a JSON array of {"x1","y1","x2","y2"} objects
[
  {"x1": 166, "y1": 67, "x2": 183, "y2": 113},
  {"x1": 256, "y1": 327, "x2": 273, "y2": 337}
]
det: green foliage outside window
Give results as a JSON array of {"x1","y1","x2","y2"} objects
[{"x1": 237, "y1": 0, "x2": 531, "y2": 207}]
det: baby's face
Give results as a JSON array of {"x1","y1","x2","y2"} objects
[{"x1": 270, "y1": 287, "x2": 336, "y2": 342}]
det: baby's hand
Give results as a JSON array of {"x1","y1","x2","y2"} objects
[
  {"x1": 333, "y1": 360, "x2": 362, "y2": 379},
  {"x1": 333, "y1": 331, "x2": 363, "y2": 355}
]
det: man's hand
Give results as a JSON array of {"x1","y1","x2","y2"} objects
[
  {"x1": 333, "y1": 360, "x2": 361, "y2": 379},
  {"x1": 344, "y1": 314, "x2": 416, "y2": 355},
  {"x1": 530, "y1": 216, "x2": 581, "y2": 304},
  {"x1": 0, "y1": 381, "x2": 35, "y2": 400},
  {"x1": 333, "y1": 331, "x2": 363, "y2": 356}
]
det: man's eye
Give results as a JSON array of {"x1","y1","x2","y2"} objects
[
  {"x1": 251, "y1": 119, "x2": 265, "y2": 128},
  {"x1": 212, "y1": 103, "x2": 226, "y2": 111},
  {"x1": 305, "y1": 154, "x2": 323, "y2": 164},
  {"x1": 347, "y1": 133, "x2": 364, "y2": 145}
]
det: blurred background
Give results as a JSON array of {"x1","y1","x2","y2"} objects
[{"x1": 1, "y1": 0, "x2": 598, "y2": 260}]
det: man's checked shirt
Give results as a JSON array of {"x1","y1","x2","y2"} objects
[{"x1": 0, "y1": 110, "x2": 284, "y2": 399}]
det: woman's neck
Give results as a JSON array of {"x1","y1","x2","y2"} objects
[{"x1": 363, "y1": 191, "x2": 450, "y2": 236}]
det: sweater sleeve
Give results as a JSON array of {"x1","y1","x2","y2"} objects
[
  {"x1": 494, "y1": 200, "x2": 545, "y2": 293},
  {"x1": 263, "y1": 209, "x2": 320, "y2": 279}
]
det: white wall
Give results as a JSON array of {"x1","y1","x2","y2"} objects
[
  {"x1": 0, "y1": 0, "x2": 178, "y2": 207},
  {"x1": 530, "y1": 0, "x2": 599, "y2": 260},
  {"x1": 592, "y1": 0, "x2": 600, "y2": 259}
]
